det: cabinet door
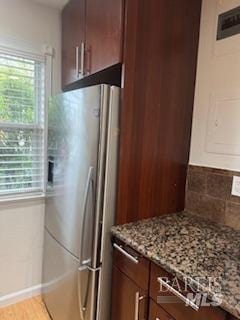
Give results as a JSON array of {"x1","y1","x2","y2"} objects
[
  {"x1": 149, "y1": 299, "x2": 175, "y2": 320},
  {"x1": 117, "y1": 0, "x2": 202, "y2": 224},
  {"x1": 62, "y1": 0, "x2": 85, "y2": 88},
  {"x1": 111, "y1": 265, "x2": 148, "y2": 320},
  {"x1": 85, "y1": 0, "x2": 124, "y2": 75},
  {"x1": 226, "y1": 316, "x2": 239, "y2": 320},
  {"x1": 150, "y1": 263, "x2": 227, "y2": 320}
]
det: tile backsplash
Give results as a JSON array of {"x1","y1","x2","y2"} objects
[{"x1": 185, "y1": 165, "x2": 240, "y2": 230}]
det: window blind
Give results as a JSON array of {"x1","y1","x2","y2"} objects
[{"x1": 0, "y1": 52, "x2": 45, "y2": 196}]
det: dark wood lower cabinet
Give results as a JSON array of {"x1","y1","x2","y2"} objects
[
  {"x1": 113, "y1": 240, "x2": 150, "y2": 291},
  {"x1": 150, "y1": 263, "x2": 227, "y2": 320},
  {"x1": 149, "y1": 299, "x2": 228, "y2": 320},
  {"x1": 153, "y1": 298, "x2": 226, "y2": 320},
  {"x1": 111, "y1": 265, "x2": 148, "y2": 320},
  {"x1": 226, "y1": 316, "x2": 239, "y2": 320},
  {"x1": 149, "y1": 299, "x2": 175, "y2": 320},
  {"x1": 111, "y1": 240, "x2": 235, "y2": 320}
]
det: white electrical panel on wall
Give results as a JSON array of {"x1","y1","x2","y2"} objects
[
  {"x1": 190, "y1": 0, "x2": 240, "y2": 171},
  {"x1": 205, "y1": 91, "x2": 240, "y2": 155}
]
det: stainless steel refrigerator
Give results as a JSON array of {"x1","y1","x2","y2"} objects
[{"x1": 42, "y1": 84, "x2": 120, "y2": 320}]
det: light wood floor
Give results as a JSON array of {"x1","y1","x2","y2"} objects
[{"x1": 0, "y1": 296, "x2": 51, "y2": 320}]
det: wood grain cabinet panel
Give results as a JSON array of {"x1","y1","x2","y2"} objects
[
  {"x1": 150, "y1": 263, "x2": 227, "y2": 320},
  {"x1": 111, "y1": 265, "x2": 148, "y2": 320},
  {"x1": 111, "y1": 239, "x2": 235, "y2": 320},
  {"x1": 113, "y1": 241, "x2": 150, "y2": 291},
  {"x1": 226, "y1": 316, "x2": 239, "y2": 320},
  {"x1": 62, "y1": 0, "x2": 124, "y2": 89},
  {"x1": 117, "y1": 0, "x2": 202, "y2": 224},
  {"x1": 85, "y1": 0, "x2": 124, "y2": 75},
  {"x1": 149, "y1": 299, "x2": 175, "y2": 320},
  {"x1": 62, "y1": 0, "x2": 85, "y2": 88}
]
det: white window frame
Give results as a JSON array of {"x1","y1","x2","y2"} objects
[{"x1": 0, "y1": 44, "x2": 51, "y2": 202}]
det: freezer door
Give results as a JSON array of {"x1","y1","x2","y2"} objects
[
  {"x1": 45, "y1": 85, "x2": 107, "y2": 260},
  {"x1": 43, "y1": 230, "x2": 81, "y2": 320},
  {"x1": 43, "y1": 229, "x2": 99, "y2": 320}
]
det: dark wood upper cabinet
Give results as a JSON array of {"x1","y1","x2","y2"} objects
[
  {"x1": 62, "y1": 0, "x2": 202, "y2": 224},
  {"x1": 117, "y1": 0, "x2": 202, "y2": 224},
  {"x1": 85, "y1": 0, "x2": 124, "y2": 75},
  {"x1": 62, "y1": 0, "x2": 124, "y2": 89},
  {"x1": 62, "y1": 0, "x2": 85, "y2": 88}
]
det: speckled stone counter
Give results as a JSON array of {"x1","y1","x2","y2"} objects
[{"x1": 111, "y1": 212, "x2": 240, "y2": 319}]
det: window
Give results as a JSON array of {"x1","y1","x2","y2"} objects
[{"x1": 0, "y1": 52, "x2": 45, "y2": 196}]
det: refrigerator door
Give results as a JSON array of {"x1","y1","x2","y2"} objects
[
  {"x1": 96, "y1": 87, "x2": 120, "y2": 320},
  {"x1": 45, "y1": 85, "x2": 106, "y2": 260},
  {"x1": 43, "y1": 85, "x2": 111, "y2": 320},
  {"x1": 42, "y1": 229, "x2": 81, "y2": 320},
  {"x1": 43, "y1": 229, "x2": 99, "y2": 320}
]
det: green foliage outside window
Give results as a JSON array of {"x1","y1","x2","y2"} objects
[{"x1": 0, "y1": 54, "x2": 44, "y2": 194}]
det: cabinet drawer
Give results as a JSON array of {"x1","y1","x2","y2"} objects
[
  {"x1": 112, "y1": 240, "x2": 150, "y2": 291},
  {"x1": 150, "y1": 262, "x2": 176, "y2": 300},
  {"x1": 149, "y1": 299, "x2": 175, "y2": 320},
  {"x1": 150, "y1": 263, "x2": 226, "y2": 320}
]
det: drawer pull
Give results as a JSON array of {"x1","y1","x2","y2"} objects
[
  {"x1": 157, "y1": 277, "x2": 200, "y2": 312},
  {"x1": 113, "y1": 243, "x2": 139, "y2": 264}
]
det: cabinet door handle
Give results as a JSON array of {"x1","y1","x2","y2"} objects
[
  {"x1": 76, "y1": 43, "x2": 85, "y2": 77},
  {"x1": 80, "y1": 42, "x2": 85, "y2": 76},
  {"x1": 79, "y1": 167, "x2": 95, "y2": 265},
  {"x1": 76, "y1": 46, "x2": 80, "y2": 77},
  {"x1": 134, "y1": 292, "x2": 146, "y2": 320},
  {"x1": 113, "y1": 243, "x2": 139, "y2": 264},
  {"x1": 157, "y1": 277, "x2": 199, "y2": 311}
]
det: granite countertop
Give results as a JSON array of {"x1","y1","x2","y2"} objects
[{"x1": 111, "y1": 212, "x2": 240, "y2": 319}]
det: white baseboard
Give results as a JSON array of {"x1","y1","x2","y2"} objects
[{"x1": 0, "y1": 284, "x2": 42, "y2": 308}]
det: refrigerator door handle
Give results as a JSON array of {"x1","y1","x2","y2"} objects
[
  {"x1": 78, "y1": 166, "x2": 95, "y2": 320},
  {"x1": 78, "y1": 266, "x2": 101, "y2": 320},
  {"x1": 79, "y1": 166, "x2": 95, "y2": 265}
]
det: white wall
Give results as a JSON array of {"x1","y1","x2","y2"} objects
[
  {"x1": 0, "y1": 0, "x2": 61, "y2": 304},
  {"x1": 190, "y1": 0, "x2": 240, "y2": 172},
  {"x1": 0, "y1": 199, "x2": 45, "y2": 305},
  {"x1": 0, "y1": 0, "x2": 61, "y2": 94}
]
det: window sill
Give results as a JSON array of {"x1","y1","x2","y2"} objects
[{"x1": 0, "y1": 193, "x2": 45, "y2": 204}]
